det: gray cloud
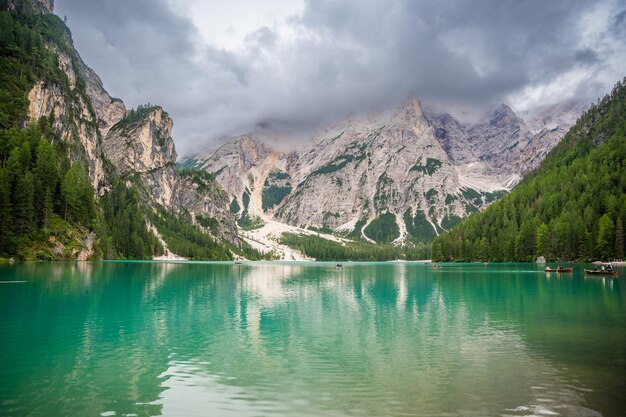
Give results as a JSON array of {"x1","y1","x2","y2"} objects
[{"x1": 56, "y1": 0, "x2": 626, "y2": 156}]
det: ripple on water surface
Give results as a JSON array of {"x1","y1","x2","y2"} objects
[{"x1": 0, "y1": 262, "x2": 624, "y2": 417}]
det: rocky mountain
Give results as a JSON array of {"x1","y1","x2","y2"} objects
[
  {"x1": 432, "y1": 78, "x2": 626, "y2": 262},
  {"x1": 103, "y1": 106, "x2": 237, "y2": 243},
  {"x1": 188, "y1": 98, "x2": 584, "y2": 245},
  {"x1": 1, "y1": 0, "x2": 238, "y2": 259},
  {"x1": 426, "y1": 100, "x2": 587, "y2": 188}
]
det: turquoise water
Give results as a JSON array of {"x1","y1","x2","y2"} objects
[{"x1": 0, "y1": 262, "x2": 624, "y2": 417}]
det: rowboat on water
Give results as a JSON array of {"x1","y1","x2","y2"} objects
[
  {"x1": 544, "y1": 266, "x2": 572, "y2": 273},
  {"x1": 584, "y1": 269, "x2": 618, "y2": 276}
]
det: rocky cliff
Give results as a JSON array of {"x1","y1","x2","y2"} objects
[
  {"x1": 14, "y1": 0, "x2": 238, "y2": 253},
  {"x1": 25, "y1": 9, "x2": 110, "y2": 194},
  {"x1": 425, "y1": 100, "x2": 585, "y2": 189},
  {"x1": 104, "y1": 107, "x2": 237, "y2": 243},
  {"x1": 8, "y1": 0, "x2": 53, "y2": 14},
  {"x1": 189, "y1": 98, "x2": 583, "y2": 244}
]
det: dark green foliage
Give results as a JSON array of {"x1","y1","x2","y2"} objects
[
  {"x1": 364, "y1": 212, "x2": 400, "y2": 243},
  {"x1": 460, "y1": 187, "x2": 482, "y2": 205},
  {"x1": 0, "y1": 5, "x2": 237, "y2": 261},
  {"x1": 177, "y1": 167, "x2": 217, "y2": 194},
  {"x1": 410, "y1": 157, "x2": 442, "y2": 175},
  {"x1": 237, "y1": 211, "x2": 264, "y2": 230},
  {"x1": 13, "y1": 170, "x2": 34, "y2": 236},
  {"x1": 425, "y1": 189, "x2": 438, "y2": 201},
  {"x1": 176, "y1": 159, "x2": 202, "y2": 170},
  {"x1": 99, "y1": 179, "x2": 160, "y2": 259},
  {"x1": 195, "y1": 214, "x2": 218, "y2": 230},
  {"x1": 113, "y1": 104, "x2": 163, "y2": 130},
  {"x1": 33, "y1": 138, "x2": 57, "y2": 227},
  {"x1": 242, "y1": 189, "x2": 250, "y2": 209},
  {"x1": 373, "y1": 172, "x2": 394, "y2": 209},
  {"x1": 307, "y1": 225, "x2": 336, "y2": 235},
  {"x1": 404, "y1": 209, "x2": 437, "y2": 243},
  {"x1": 0, "y1": 10, "x2": 69, "y2": 128},
  {"x1": 0, "y1": 121, "x2": 98, "y2": 258},
  {"x1": 441, "y1": 214, "x2": 462, "y2": 231},
  {"x1": 267, "y1": 170, "x2": 289, "y2": 181},
  {"x1": 0, "y1": 168, "x2": 11, "y2": 253},
  {"x1": 433, "y1": 78, "x2": 626, "y2": 262},
  {"x1": 465, "y1": 203, "x2": 478, "y2": 214},
  {"x1": 309, "y1": 152, "x2": 366, "y2": 177},
  {"x1": 61, "y1": 161, "x2": 95, "y2": 226},
  {"x1": 231, "y1": 239, "x2": 276, "y2": 261},
  {"x1": 262, "y1": 185, "x2": 292, "y2": 210},
  {"x1": 346, "y1": 218, "x2": 367, "y2": 240},
  {"x1": 148, "y1": 207, "x2": 232, "y2": 260},
  {"x1": 484, "y1": 190, "x2": 508, "y2": 203},
  {"x1": 229, "y1": 198, "x2": 240, "y2": 214},
  {"x1": 280, "y1": 233, "x2": 430, "y2": 261}
]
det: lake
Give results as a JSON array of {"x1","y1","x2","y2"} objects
[{"x1": 0, "y1": 261, "x2": 624, "y2": 417}]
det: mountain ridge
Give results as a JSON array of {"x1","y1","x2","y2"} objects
[
  {"x1": 186, "y1": 96, "x2": 585, "y2": 247},
  {"x1": 432, "y1": 77, "x2": 626, "y2": 262}
]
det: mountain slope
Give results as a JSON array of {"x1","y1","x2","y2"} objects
[
  {"x1": 188, "y1": 98, "x2": 582, "y2": 246},
  {"x1": 0, "y1": 1, "x2": 240, "y2": 260},
  {"x1": 432, "y1": 78, "x2": 626, "y2": 262}
]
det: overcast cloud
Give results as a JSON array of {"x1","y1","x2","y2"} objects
[{"x1": 55, "y1": 0, "x2": 626, "y2": 156}]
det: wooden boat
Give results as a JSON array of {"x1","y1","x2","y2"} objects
[
  {"x1": 584, "y1": 269, "x2": 618, "y2": 276},
  {"x1": 544, "y1": 267, "x2": 572, "y2": 273}
]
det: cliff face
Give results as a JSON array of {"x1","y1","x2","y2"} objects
[
  {"x1": 8, "y1": 0, "x2": 53, "y2": 14},
  {"x1": 103, "y1": 108, "x2": 237, "y2": 243},
  {"x1": 194, "y1": 135, "x2": 287, "y2": 218},
  {"x1": 17, "y1": 3, "x2": 238, "y2": 250},
  {"x1": 189, "y1": 98, "x2": 583, "y2": 244},
  {"x1": 273, "y1": 99, "x2": 489, "y2": 243},
  {"x1": 425, "y1": 101, "x2": 585, "y2": 189},
  {"x1": 26, "y1": 40, "x2": 109, "y2": 194},
  {"x1": 105, "y1": 108, "x2": 176, "y2": 175}
]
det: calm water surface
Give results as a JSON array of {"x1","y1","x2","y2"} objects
[{"x1": 0, "y1": 262, "x2": 624, "y2": 417}]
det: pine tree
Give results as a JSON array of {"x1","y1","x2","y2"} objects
[
  {"x1": 13, "y1": 170, "x2": 35, "y2": 237},
  {"x1": 0, "y1": 168, "x2": 11, "y2": 252},
  {"x1": 535, "y1": 223, "x2": 551, "y2": 259},
  {"x1": 596, "y1": 214, "x2": 615, "y2": 261},
  {"x1": 62, "y1": 162, "x2": 94, "y2": 226},
  {"x1": 33, "y1": 140, "x2": 57, "y2": 228},
  {"x1": 615, "y1": 218, "x2": 624, "y2": 260}
]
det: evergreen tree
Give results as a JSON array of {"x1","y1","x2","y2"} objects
[
  {"x1": 596, "y1": 214, "x2": 615, "y2": 261},
  {"x1": 13, "y1": 170, "x2": 34, "y2": 237},
  {"x1": 616, "y1": 218, "x2": 624, "y2": 260},
  {"x1": 0, "y1": 168, "x2": 11, "y2": 252},
  {"x1": 61, "y1": 162, "x2": 94, "y2": 226},
  {"x1": 433, "y1": 77, "x2": 626, "y2": 262},
  {"x1": 535, "y1": 223, "x2": 551, "y2": 259},
  {"x1": 33, "y1": 139, "x2": 57, "y2": 228}
]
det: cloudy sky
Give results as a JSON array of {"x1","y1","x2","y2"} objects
[{"x1": 55, "y1": 0, "x2": 626, "y2": 156}]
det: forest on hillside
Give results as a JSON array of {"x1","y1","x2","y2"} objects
[
  {"x1": 0, "y1": 8, "x2": 240, "y2": 260},
  {"x1": 433, "y1": 78, "x2": 626, "y2": 262}
]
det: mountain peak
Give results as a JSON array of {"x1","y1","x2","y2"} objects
[{"x1": 488, "y1": 103, "x2": 521, "y2": 128}]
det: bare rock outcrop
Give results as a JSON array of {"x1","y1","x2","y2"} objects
[
  {"x1": 191, "y1": 97, "x2": 584, "y2": 244},
  {"x1": 103, "y1": 107, "x2": 237, "y2": 243},
  {"x1": 8, "y1": 0, "x2": 54, "y2": 14}
]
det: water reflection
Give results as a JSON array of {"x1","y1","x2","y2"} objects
[{"x1": 0, "y1": 262, "x2": 623, "y2": 417}]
